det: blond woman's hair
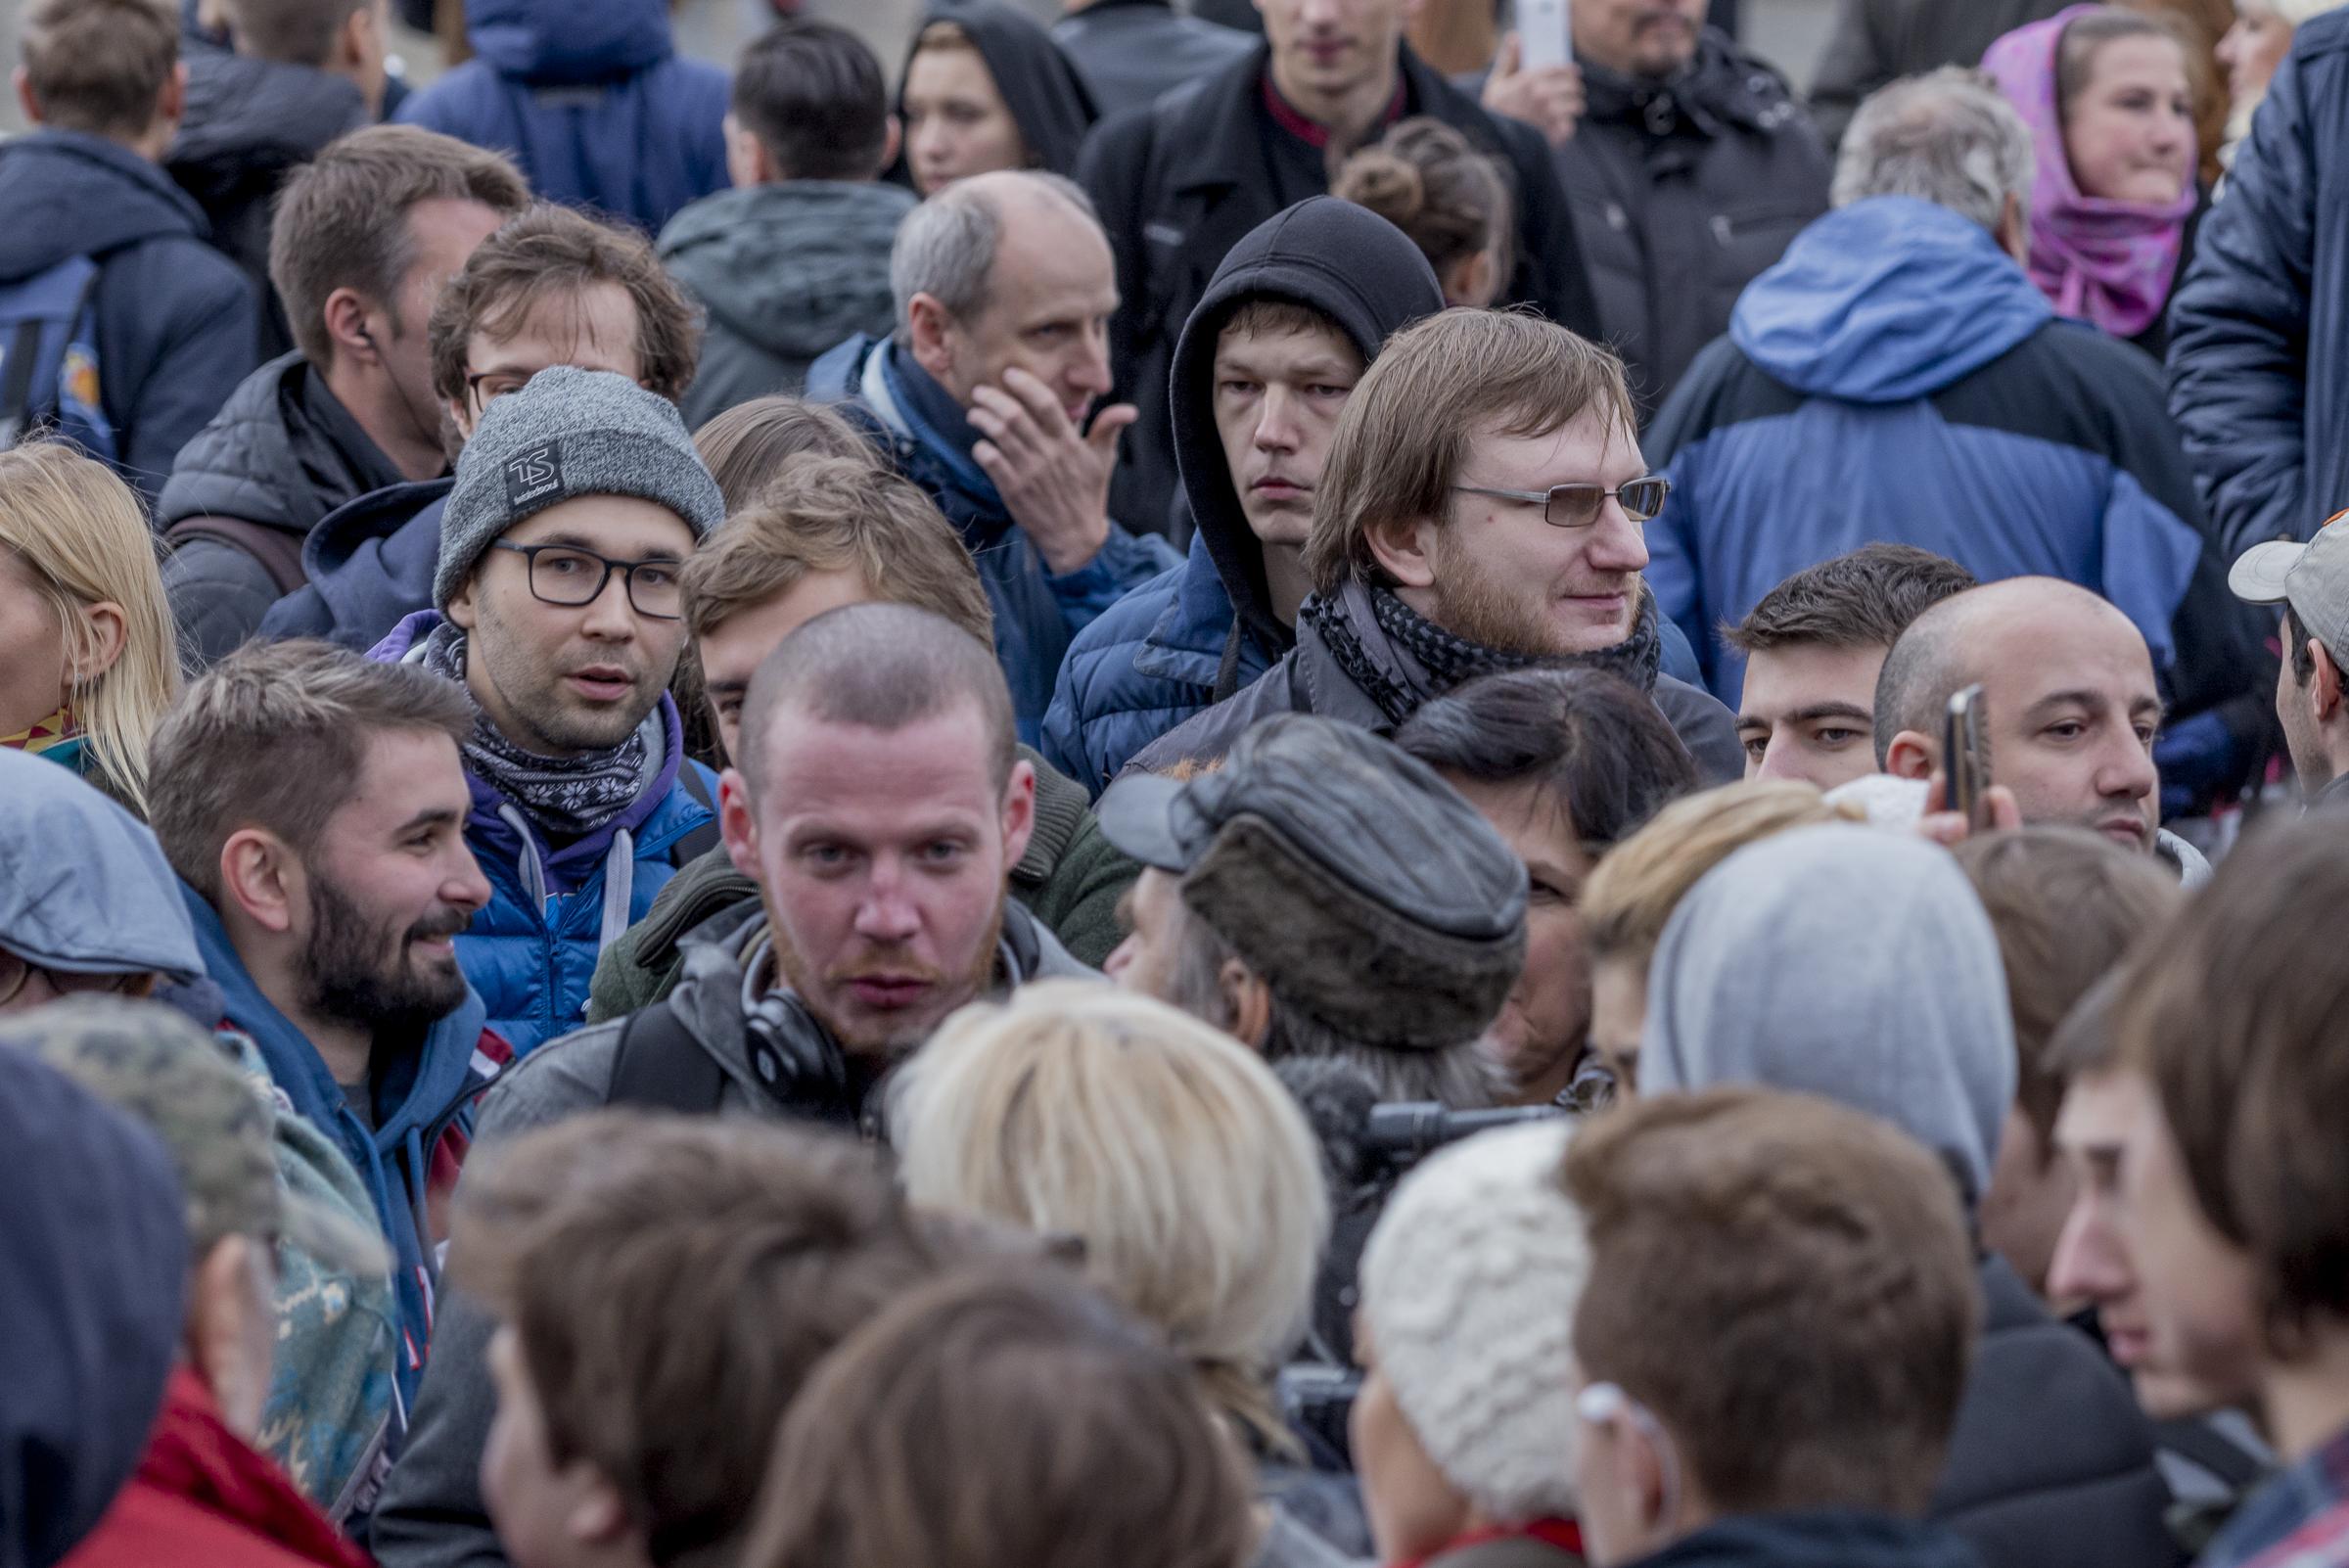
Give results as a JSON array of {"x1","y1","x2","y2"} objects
[
  {"x1": 0, "y1": 444, "x2": 181, "y2": 813},
  {"x1": 890, "y1": 980, "x2": 1329, "y2": 1452},
  {"x1": 1580, "y1": 780, "x2": 1860, "y2": 969}
]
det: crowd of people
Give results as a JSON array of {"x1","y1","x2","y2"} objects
[{"x1": 7, "y1": 0, "x2": 2349, "y2": 1565}]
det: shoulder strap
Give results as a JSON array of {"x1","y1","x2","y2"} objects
[
  {"x1": 605, "y1": 1000, "x2": 730, "y2": 1114},
  {"x1": 669, "y1": 762, "x2": 721, "y2": 866},
  {"x1": 165, "y1": 515, "x2": 310, "y2": 596}
]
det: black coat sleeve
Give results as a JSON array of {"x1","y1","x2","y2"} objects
[
  {"x1": 1078, "y1": 104, "x2": 1160, "y2": 409},
  {"x1": 1488, "y1": 113, "x2": 1603, "y2": 340}
]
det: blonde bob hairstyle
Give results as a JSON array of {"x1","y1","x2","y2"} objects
[
  {"x1": 0, "y1": 443, "x2": 181, "y2": 812},
  {"x1": 1581, "y1": 780, "x2": 1861, "y2": 970},
  {"x1": 891, "y1": 980, "x2": 1330, "y2": 1452}
]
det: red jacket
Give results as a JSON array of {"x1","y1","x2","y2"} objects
[{"x1": 61, "y1": 1368, "x2": 373, "y2": 1568}]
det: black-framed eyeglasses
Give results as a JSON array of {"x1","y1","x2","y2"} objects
[
  {"x1": 487, "y1": 541, "x2": 685, "y2": 620},
  {"x1": 465, "y1": 367, "x2": 656, "y2": 413},
  {"x1": 0, "y1": 946, "x2": 136, "y2": 1008},
  {"x1": 1453, "y1": 475, "x2": 1672, "y2": 530}
]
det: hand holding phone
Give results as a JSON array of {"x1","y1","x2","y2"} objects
[{"x1": 1518, "y1": 0, "x2": 1573, "y2": 71}]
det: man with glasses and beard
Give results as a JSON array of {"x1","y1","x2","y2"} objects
[
  {"x1": 1129, "y1": 308, "x2": 1740, "y2": 783},
  {"x1": 366, "y1": 366, "x2": 727, "y2": 1054},
  {"x1": 147, "y1": 638, "x2": 506, "y2": 1422}
]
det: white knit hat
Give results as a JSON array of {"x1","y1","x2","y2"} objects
[{"x1": 1357, "y1": 1120, "x2": 1589, "y2": 1523}]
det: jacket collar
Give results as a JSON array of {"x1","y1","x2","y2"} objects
[
  {"x1": 126, "y1": 1369, "x2": 369, "y2": 1568},
  {"x1": 1158, "y1": 41, "x2": 1451, "y2": 197}
]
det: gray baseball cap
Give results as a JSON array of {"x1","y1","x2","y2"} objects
[
  {"x1": 2230, "y1": 511, "x2": 2349, "y2": 662},
  {"x1": 1097, "y1": 714, "x2": 1528, "y2": 1051}
]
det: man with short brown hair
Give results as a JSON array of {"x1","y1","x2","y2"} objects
[
  {"x1": 1567, "y1": 1085, "x2": 1982, "y2": 1568},
  {"x1": 2111, "y1": 818, "x2": 2349, "y2": 1568},
  {"x1": 1131, "y1": 308, "x2": 1739, "y2": 781},
  {"x1": 160, "y1": 125, "x2": 528, "y2": 666},
  {"x1": 2, "y1": 0, "x2": 259, "y2": 503},
  {"x1": 260, "y1": 204, "x2": 704, "y2": 654},
  {"x1": 447, "y1": 1111, "x2": 943, "y2": 1568}
]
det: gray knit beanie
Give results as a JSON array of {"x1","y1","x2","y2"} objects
[{"x1": 435, "y1": 366, "x2": 726, "y2": 616}]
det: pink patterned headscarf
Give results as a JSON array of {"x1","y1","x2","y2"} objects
[{"x1": 1982, "y1": 5, "x2": 2196, "y2": 340}]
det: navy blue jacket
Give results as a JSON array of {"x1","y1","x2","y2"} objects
[
  {"x1": 1621, "y1": 1514, "x2": 1979, "y2": 1568},
  {"x1": 0, "y1": 130, "x2": 258, "y2": 503},
  {"x1": 1646, "y1": 197, "x2": 2257, "y2": 727},
  {"x1": 806, "y1": 333, "x2": 1179, "y2": 746},
  {"x1": 2167, "y1": 10, "x2": 2349, "y2": 560},
  {"x1": 256, "y1": 480, "x2": 449, "y2": 653},
  {"x1": 392, "y1": 0, "x2": 727, "y2": 235}
]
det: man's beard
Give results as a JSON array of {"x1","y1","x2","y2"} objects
[
  {"x1": 1428, "y1": 534, "x2": 1631, "y2": 658},
  {"x1": 761, "y1": 891, "x2": 1005, "y2": 1060},
  {"x1": 299, "y1": 878, "x2": 473, "y2": 1043}
]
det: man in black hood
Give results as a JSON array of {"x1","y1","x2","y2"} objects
[
  {"x1": 1129, "y1": 307, "x2": 1743, "y2": 784},
  {"x1": 1076, "y1": 0, "x2": 1600, "y2": 531},
  {"x1": 1042, "y1": 196, "x2": 1443, "y2": 795}
]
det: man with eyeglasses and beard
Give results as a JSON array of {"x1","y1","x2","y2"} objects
[
  {"x1": 1129, "y1": 308, "x2": 1740, "y2": 783},
  {"x1": 358, "y1": 367, "x2": 727, "y2": 1055},
  {"x1": 147, "y1": 637, "x2": 507, "y2": 1425}
]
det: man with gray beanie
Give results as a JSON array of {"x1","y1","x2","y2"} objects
[
  {"x1": 1637, "y1": 824, "x2": 2172, "y2": 1568},
  {"x1": 368, "y1": 365, "x2": 728, "y2": 1054}
]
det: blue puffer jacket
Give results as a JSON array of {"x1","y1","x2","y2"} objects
[
  {"x1": 1646, "y1": 197, "x2": 2257, "y2": 730},
  {"x1": 2167, "y1": 11, "x2": 2349, "y2": 560},
  {"x1": 369, "y1": 611, "x2": 715, "y2": 1054},
  {"x1": 392, "y1": 0, "x2": 727, "y2": 235},
  {"x1": 806, "y1": 333, "x2": 1178, "y2": 746}
]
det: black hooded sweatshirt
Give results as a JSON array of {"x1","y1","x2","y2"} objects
[{"x1": 892, "y1": 0, "x2": 1098, "y2": 187}]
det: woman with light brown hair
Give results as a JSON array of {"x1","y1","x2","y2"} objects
[{"x1": 0, "y1": 442, "x2": 181, "y2": 814}]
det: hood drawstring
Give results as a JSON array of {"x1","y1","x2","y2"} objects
[
  {"x1": 1212, "y1": 621, "x2": 1247, "y2": 704},
  {"x1": 497, "y1": 804, "x2": 549, "y2": 911},
  {"x1": 599, "y1": 827, "x2": 636, "y2": 950}
]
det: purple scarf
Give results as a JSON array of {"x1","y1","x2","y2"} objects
[{"x1": 1982, "y1": 5, "x2": 2195, "y2": 339}]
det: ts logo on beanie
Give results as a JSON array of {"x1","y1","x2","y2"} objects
[{"x1": 504, "y1": 442, "x2": 565, "y2": 511}]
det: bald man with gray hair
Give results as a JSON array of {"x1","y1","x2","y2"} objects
[{"x1": 805, "y1": 171, "x2": 1178, "y2": 750}]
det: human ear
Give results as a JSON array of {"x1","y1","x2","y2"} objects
[
  {"x1": 718, "y1": 767, "x2": 761, "y2": 881},
  {"x1": 1361, "y1": 513, "x2": 1439, "y2": 591},
  {"x1": 999, "y1": 759, "x2": 1037, "y2": 871},
  {"x1": 2316, "y1": 645, "x2": 2344, "y2": 722},
  {"x1": 906, "y1": 293, "x2": 958, "y2": 386},
  {"x1": 1218, "y1": 958, "x2": 1273, "y2": 1050},
  {"x1": 219, "y1": 830, "x2": 302, "y2": 936},
  {"x1": 1883, "y1": 729, "x2": 1937, "y2": 782}
]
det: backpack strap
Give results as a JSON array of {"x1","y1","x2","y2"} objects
[
  {"x1": 605, "y1": 999, "x2": 730, "y2": 1114},
  {"x1": 0, "y1": 315, "x2": 45, "y2": 449},
  {"x1": 669, "y1": 761, "x2": 722, "y2": 866},
  {"x1": 164, "y1": 516, "x2": 311, "y2": 597}
]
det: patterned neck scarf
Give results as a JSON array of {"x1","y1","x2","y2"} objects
[
  {"x1": 2, "y1": 705, "x2": 78, "y2": 756},
  {"x1": 1301, "y1": 583, "x2": 1664, "y2": 726},
  {"x1": 418, "y1": 622, "x2": 650, "y2": 838}
]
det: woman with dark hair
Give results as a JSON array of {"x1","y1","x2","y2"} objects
[
  {"x1": 896, "y1": 1, "x2": 1098, "y2": 196},
  {"x1": 1393, "y1": 667, "x2": 1697, "y2": 1107}
]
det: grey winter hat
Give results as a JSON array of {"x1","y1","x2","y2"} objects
[
  {"x1": 1097, "y1": 714, "x2": 1528, "y2": 1051},
  {"x1": 0, "y1": 750, "x2": 203, "y2": 981},
  {"x1": 2230, "y1": 510, "x2": 2349, "y2": 666},
  {"x1": 435, "y1": 366, "x2": 725, "y2": 616}
]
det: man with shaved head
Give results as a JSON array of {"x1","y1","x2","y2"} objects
[
  {"x1": 1874, "y1": 577, "x2": 2204, "y2": 881},
  {"x1": 368, "y1": 601, "x2": 1094, "y2": 1568},
  {"x1": 806, "y1": 169, "x2": 1177, "y2": 746}
]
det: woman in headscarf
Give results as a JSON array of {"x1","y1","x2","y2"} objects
[
  {"x1": 895, "y1": 0, "x2": 1098, "y2": 197},
  {"x1": 1984, "y1": 5, "x2": 2203, "y2": 358}
]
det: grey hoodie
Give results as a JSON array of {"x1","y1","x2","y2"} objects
[
  {"x1": 657, "y1": 180, "x2": 916, "y2": 430},
  {"x1": 370, "y1": 899, "x2": 1091, "y2": 1568},
  {"x1": 1639, "y1": 822, "x2": 2016, "y2": 1205}
]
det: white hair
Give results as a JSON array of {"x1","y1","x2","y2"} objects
[
  {"x1": 1832, "y1": 68, "x2": 2037, "y2": 235},
  {"x1": 889, "y1": 170, "x2": 1101, "y2": 337}
]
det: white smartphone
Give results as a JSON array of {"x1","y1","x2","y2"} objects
[{"x1": 1518, "y1": 0, "x2": 1573, "y2": 71}]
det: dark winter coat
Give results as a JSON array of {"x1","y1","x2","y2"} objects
[
  {"x1": 0, "y1": 130, "x2": 258, "y2": 504},
  {"x1": 1931, "y1": 1256, "x2": 2177, "y2": 1568},
  {"x1": 255, "y1": 481, "x2": 448, "y2": 653},
  {"x1": 1051, "y1": 0, "x2": 1256, "y2": 114},
  {"x1": 2166, "y1": 11, "x2": 2349, "y2": 559},
  {"x1": 1077, "y1": 42, "x2": 1602, "y2": 531},
  {"x1": 1645, "y1": 197, "x2": 2262, "y2": 733},
  {"x1": 1126, "y1": 578, "x2": 1745, "y2": 784},
  {"x1": 657, "y1": 180, "x2": 916, "y2": 430},
  {"x1": 1618, "y1": 1512, "x2": 1980, "y2": 1568},
  {"x1": 157, "y1": 353, "x2": 411, "y2": 666},
  {"x1": 1807, "y1": 0, "x2": 2071, "y2": 150},
  {"x1": 1042, "y1": 196, "x2": 1444, "y2": 794},
  {"x1": 803, "y1": 333, "x2": 1179, "y2": 746},
  {"x1": 1554, "y1": 29, "x2": 1828, "y2": 414},
  {"x1": 392, "y1": 0, "x2": 728, "y2": 235},
  {"x1": 166, "y1": 37, "x2": 370, "y2": 363}
]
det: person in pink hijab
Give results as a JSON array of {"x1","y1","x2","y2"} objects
[{"x1": 1983, "y1": 5, "x2": 2201, "y2": 354}]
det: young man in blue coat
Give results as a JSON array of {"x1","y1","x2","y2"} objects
[
  {"x1": 1041, "y1": 197, "x2": 1443, "y2": 797},
  {"x1": 3, "y1": 0, "x2": 259, "y2": 504},
  {"x1": 368, "y1": 366, "x2": 724, "y2": 1054},
  {"x1": 806, "y1": 170, "x2": 1177, "y2": 748},
  {"x1": 146, "y1": 638, "x2": 510, "y2": 1438}
]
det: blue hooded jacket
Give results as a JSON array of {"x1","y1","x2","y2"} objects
[
  {"x1": 805, "y1": 333, "x2": 1178, "y2": 746},
  {"x1": 256, "y1": 480, "x2": 448, "y2": 653},
  {"x1": 392, "y1": 0, "x2": 727, "y2": 235},
  {"x1": 179, "y1": 882, "x2": 499, "y2": 1421},
  {"x1": 370, "y1": 610, "x2": 716, "y2": 1054},
  {"x1": 1644, "y1": 197, "x2": 2247, "y2": 724}
]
